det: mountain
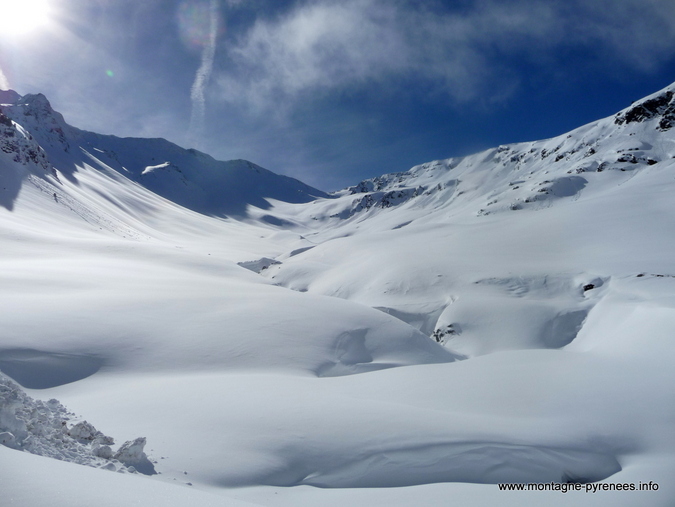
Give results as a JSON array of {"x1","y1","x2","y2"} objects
[
  {"x1": 1, "y1": 83, "x2": 675, "y2": 507},
  {"x1": 290, "y1": 83, "x2": 675, "y2": 223},
  {"x1": 0, "y1": 91, "x2": 327, "y2": 217}
]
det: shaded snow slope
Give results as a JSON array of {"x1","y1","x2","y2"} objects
[
  {"x1": 2, "y1": 83, "x2": 675, "y2": 506},
  {"x1": 0, "y1": 91, "x2": 328, "y2": 217}
]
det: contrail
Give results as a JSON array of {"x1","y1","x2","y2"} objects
[{"x1": 188, "y1": 0, "x2": 219, "y2": 148}]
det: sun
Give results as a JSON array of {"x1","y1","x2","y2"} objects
[{"x1": 0, "y1": 0, "x2": 51, "y2": 36}]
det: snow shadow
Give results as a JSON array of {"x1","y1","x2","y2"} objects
[
  {"x1": 543, "y1": 310, "x2": 589, "y2": 348},
  {"x1": 316, "y1": 330, "x2": 383, "y2": 377},
  {"x1": 375, "y1": 306, "x2": 445, "y2": 337},
  {"x1": 549, "y1": 176, "x2": 587, "y2": 197},
  {"x1": 286, "y1": 443, "x2": 622, "y2": 489},
  {"x1": 0, "y1": 162, "x2": 25, "y2": 211},
  {"x1": 0, "y1": 348, "x2": 104, "y2": 389}
]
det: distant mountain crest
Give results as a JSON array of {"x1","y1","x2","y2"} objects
[
  {"x1": 0, "y1": 90, "x2": 328, "y2": 216},
  {"x1": 0, "y1": 89, "x2": 22, "y2": 104},
  {"x1": 2, "y1": 81, "x2": 675, "y2": 222},
  {"x1": 303, "y1": 81, "x2": 675, "y2": 225}
]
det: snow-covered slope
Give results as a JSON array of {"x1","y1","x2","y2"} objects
[
  {"x1": 264, "y1": 83, "x2": 675, "y2": 353},
  {"x1": 0, "y1": 91, "x2": 328, "y2": 218},
  {"x1": 2, "y1": 84, "x2": 675, "y2": 507},
  {"x1": 279, "y1": 84, "x2": 675, "y2": 224}
]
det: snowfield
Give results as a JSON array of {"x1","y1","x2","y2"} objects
[{"x1": 1, "y1": 84, "x2": 675, "y2": 506}]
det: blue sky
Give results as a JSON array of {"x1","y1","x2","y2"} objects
[{"x1": 2, "y1": 0, "x2": 675, "y2": 190}]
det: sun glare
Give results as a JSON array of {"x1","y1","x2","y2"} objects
[{"x1": 0, "y1": 0, "x2": 51, "y2": 36}]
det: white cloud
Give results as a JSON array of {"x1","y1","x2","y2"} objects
[
  {"x1": 0, "y1": 66, "x2": 10, "y2": 90},
  {"x1": 217, "y1": 0, "x2": 408, "y2": 111},
  {"x1": 215, "y1": 0, "x2": 675, "y2": 113}
]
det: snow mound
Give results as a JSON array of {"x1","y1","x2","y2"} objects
[
  {"x1": 113, "y1": 437, "x2": 155, "y2": 475},
  {"x1": 0, "y1": 373, "x2": 154, "y2": 475}
]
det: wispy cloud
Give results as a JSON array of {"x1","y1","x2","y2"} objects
[{"x1": 215, "y1": 0, "x2": 675, "y2": 114}]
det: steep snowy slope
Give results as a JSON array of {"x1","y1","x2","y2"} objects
[
  {"x1": 0, "y1": 90, "x2": 328, "y2": 218},
  {"x1": 293, "y1": 87, "x2": 671, "y2": 224},
  {"x1": 1, "y1": 83, "x2": 675, "y2": 507}
]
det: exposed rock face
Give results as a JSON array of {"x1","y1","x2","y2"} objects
[
  {"x1": 0, "y1": 110, "x2": 52, "y2": 171},
  {"x1": 615, "y1": 90, "x2": 675, "y2": 131},
  {"x1": 0, "y1": 93, "x2": 74, "y2": 153}
]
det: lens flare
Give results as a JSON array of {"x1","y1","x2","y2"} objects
[{"x1": 0, "y1": 0, "x2": 51, "y2": 36}]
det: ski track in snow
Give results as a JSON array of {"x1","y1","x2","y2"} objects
[{"x1": 28, "y1": 175, "x2": 147, "y2": 240}]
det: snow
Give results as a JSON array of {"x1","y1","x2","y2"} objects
[
  {"x1": 0, "y1": 372, "x2": 148, "y2": 474},
  {"x1": 1, "y1": 83, "x2": 675, "y2": 505},
  {"x1": 141, "y1": 161, "x2": 172, "y2": 175}
]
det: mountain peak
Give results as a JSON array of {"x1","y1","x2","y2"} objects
[
  {"x1": 614, "y1": 84, "x2": 675, "y2": 131},
  {"x1": 0, "y1": 89, "x2": 22, "y2": 105},
  {"x1": 0, "y1": 90, "x2": 329, "y2": 217}
]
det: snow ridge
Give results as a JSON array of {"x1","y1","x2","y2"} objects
[
  {"x1": 307, "y1": 83, "x2": 675, "y2": 227},
  {"x1": 0, "y1": 90, "x2": 329, "y2": 219}
]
